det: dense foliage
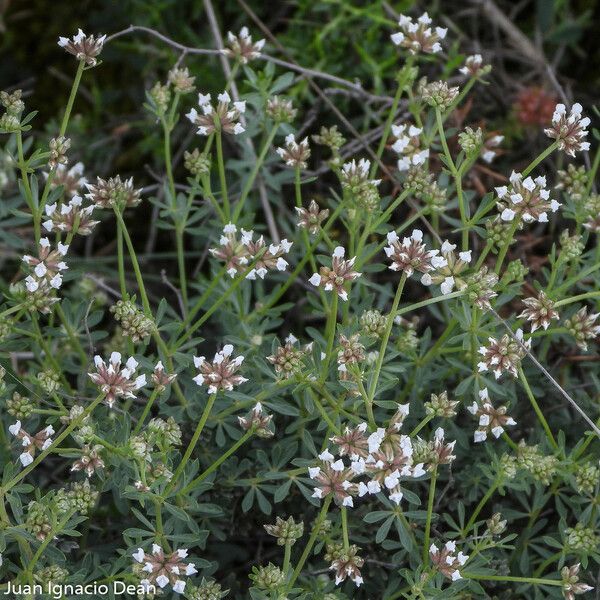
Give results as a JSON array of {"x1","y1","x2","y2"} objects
[{"x1": 0, "y1": 2, "x2": 599, "y2": 599}]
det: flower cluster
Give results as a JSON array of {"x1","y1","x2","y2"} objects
[
  {"x1": 467, "y1": 388, "x2": 516, "y2": 442},
  {"x1": 276, "y1": 134, "x2": 311, "y2": 169},
  {"x1": 210, "y1": 223, "x2": 292, "y2": 279},
  {"x1": 390, "y1": 13, "x2": 447, "y2": 55},
  {"x1": 421, "y1": 240, "x2": 472, "y2": 295},
  {"x1": 392, "y1": 124, "x2": 429, "y2": 171},
  {"x1": 43, "y1": 195, "x2": 99, "y2": 236},
  {"x1": 429, "y1": 540, "x2": 469, "y2": 581},
  {"x1": 132, "y1": 545, "x2": 197, "y2": 594},
  {"x1": 193, "y1": 344, "x2": 247, "y2": 394},
  {"x1": 544, "y1": 103, "x2": 590, "y2": 156},
  {"x1": 309, "y1": 246, "x2": 361, "y2": 301},
  {"x1": 223, "y1": 27, "x2": 265, "y2": 64},
  {"x1": 495, "y1": 172, "x2": 559, "y2": 223},
  {"x1": 478, "y1": 329, "x2": 530, "y2": 379},
  {"x1": 58, "y1": 29, "x2": 105, "y2": 66},
  {"x1": 88, "y1": 353, "x2": 146, "y2": 407},
  {"x1": 86, "y1": 175, "x2": 142, "y2": 209},
  {"x1": 186, "y1": 92, "x2": 246, "y2": 136},
  {"x1": 22, "y1": 238, "x2": 68, "y2": 292},
  {"x1": 9, "y1": 421, "x2": 54, "y2": 466},
  {"x1": 295, "y1": 199, "x2": 329, "y2": 234},
  {"x1": 309, "y1": 405, "x2": 426, "y2": 507},
  {"x1": 384, "y1": 229, "x2": 439, "y2": 280}
]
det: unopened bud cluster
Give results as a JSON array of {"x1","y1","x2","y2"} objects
[{"x1": 110, "y1": 299, "x2": 154, "y2": 342}]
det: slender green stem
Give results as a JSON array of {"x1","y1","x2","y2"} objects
[
  {"x1": 132, "y1": 388, "x2": 160, "y2": 437},
  {"x1": 162, "y1": 393, "x2": 217, "y2": 497},
  {"x1": 174, "y1": 250, "x2": 267, "y2": 349},
  {"x1": 367, "y1": 273, "x2": 407, "y2": 403},
  {"x1": 232, "y1": 125, "x2": 279, "y2": 221},
  {"x1": 409, "y1": 415, "x2": 433, "y2": 437},
  {"x1": 179, "y1": 429, "x2": 254, "y2": 495},
  {"x1": 54, "y1": 303, "x2": 87, "y2": 366},
  {"x1": 215, "y1": 131, "x2": 230, "y2": 221},
  {"x1": 116, "y1": 207, "x2": 127, "y2": 297},
  {"x1": 518, "y1": 366, "x2": 558, "y2": 450},
  {"x1": 533, "y1": 551, "x2": 563, "y2": 578},
  {"x1": 462, "y1": 478, "x2": 500, "y2": 535},
  {"x1": 341, "y1": 507, "x2": 350, "y2": 551},
  {"x1": 309, "y1": 389, "x2": 340, "y2": 434},
  {"x1": 522, "y1": 141, "x2": 559, "y2": 178},
  {"x1": 422, "y1": 467, "x2": 437, "y2": 564},
  {"x1": 16, "y1": 131, "x2": 39, "y2": 243},
  {"x1": 59, "y1": 60, "x2": 85, "y2": 137},
  {"x1": 283, "y1": 541, "x2": 292, "y2": 576},
  {"x1": 463, "y1": 573, "x2": 562, "y2": 586},
  {"x1": 113, "y1": 208, "x2": 150, "y2": 314},
  {"x1": 286, "y1": 496, "x2": 332, "y2": 592},
  {"x1": 251, "y1": 202, "x2": 344, "y2": 318},
  {"x1": 370, "y1": 71, "x2": 407, "y2": 178},
  {"x1": 320, "y1": 292, "x2": 338, "y2": 382},
  {"x1": 555, "y1": 290, "x2": 600, "y2": 307}
]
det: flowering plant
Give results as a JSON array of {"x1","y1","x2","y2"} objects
[{"x1": 0, "y1": 6, "x2": 598, "y2": 600}]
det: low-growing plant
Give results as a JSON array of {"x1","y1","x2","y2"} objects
[{"x1": 0, "y1": 10, "x2": 599, "y2": 600}]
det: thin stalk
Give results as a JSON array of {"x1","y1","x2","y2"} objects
[
  {"x1": 113, "y1": 208, "x2": 150, "y2": 314},
  {"x1": 463, "y1": 573, "x2": 562, "y2": 586},
  {"x1": 521, "y1": 141, "x2": 559, "y2": 178},
  {"x1": 116, "y1": 207, "x2": 127, "y2": 297},
  {"x1": 215, "y1": 130, "x2": 230, "y2": 220},
  {"x1": 555, "y1": 290, "x2": 600, "y2": 307},
  {"x1": 232, "y1": 124, "x2": 278, "y2": 221},
  {"x1": 518, "y1": 366, "x2": 558, "y2": 450},
  {"x1": 179, "y1": 429, "x2": 254, "y2": 495},
  {"x1": 422, "y1": 467, "x2": 437, "y2": 564},
  {"x1": 59, "y1": 60, "x2": 85, "y2": 137},
  {"x1": 132, "y1": 388, "x2": 160, "y2": 437},
  {"x1": 162, "y1": 393, "x2": 217, "y2": 497},
  {"x1": 319, "y1": 293, "x2": 338, "y2": 382},
  {"x1": 286, "y1": 496, "x2": 332, "y2": 592},
  {"x1": 341, "y1": 507, "x2": 350, "y2": 551},
  {"x1": 462, "y1": 478, "x2": 500, "y2": 535},
  {"x1": 409, "y1": 415, "x2": 433, "y2": 437},
  {"x1": 367, "y1": 273, "x2": 407, "y2": 403}
]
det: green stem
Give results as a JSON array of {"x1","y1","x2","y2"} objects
[
  {"x1": 370, "y1": 71, "x2": 407, "y2": 178},
  {"x1": 422, "y1": 467, "x2": 437, "y2": 564},
  {"x1": 409, "y1": 415, "x2": 433, "y2": 437},
  {"x1": 113, "y1": 208, "x2": 150, "y2": 314},
  {"x1": 215, "y1": 130, "x2": 230, "y2": 221},
  {"x1": 232, "y1": 124, "x2": 279, "y2": 221},
  {"x1": 116, "y1": 207, "x2": 127, "y2": 297},
  {"x1": 24, "y1": 509, "x2": 76, "y2": 580},
  {"x1": 518, "y1": 366, "x2": 558, "y2": 450},
  {"x1": 178, "y1": 429, "x2": 254, "y2": 495},
  {"x1": 132, "y1": 388, "x2": 160, "y2": 437},
  {"x1": 174, "y1": 250, "x2": 267, "y2": 349},
  {"x1": 462, "y1": 478, "x2": 500, "y2": 535},
  {"x1": 522, "y1": 141, "x2": 559, "y2": 178},
  {"x1": 319, "y1": 292, "x2": 338, "y2": 382},
  {"x1": 59, "y1": 60, "x2": 85, "y2": 137},
  {"x1": 494, "y1": 220, "x2": 519, "y2": 275},
  {"x1": 286, "y1": 496, "x2": 332, "y2": 592},
  {"x1": 341, "y1": 507, "x2": 350, "y2": 551},
  {"x1": 162, "y1": 393, "x2": 217, "y2": 497},
  {"x1": 463, "y1": 573, "x2": 562, "y2": 586},
  {"x1": 367, "y1": 273, "x2": 407, "y2": 403},
  {"x1": 555, "y1": 290, "x2": 600, "y2": 307}
]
